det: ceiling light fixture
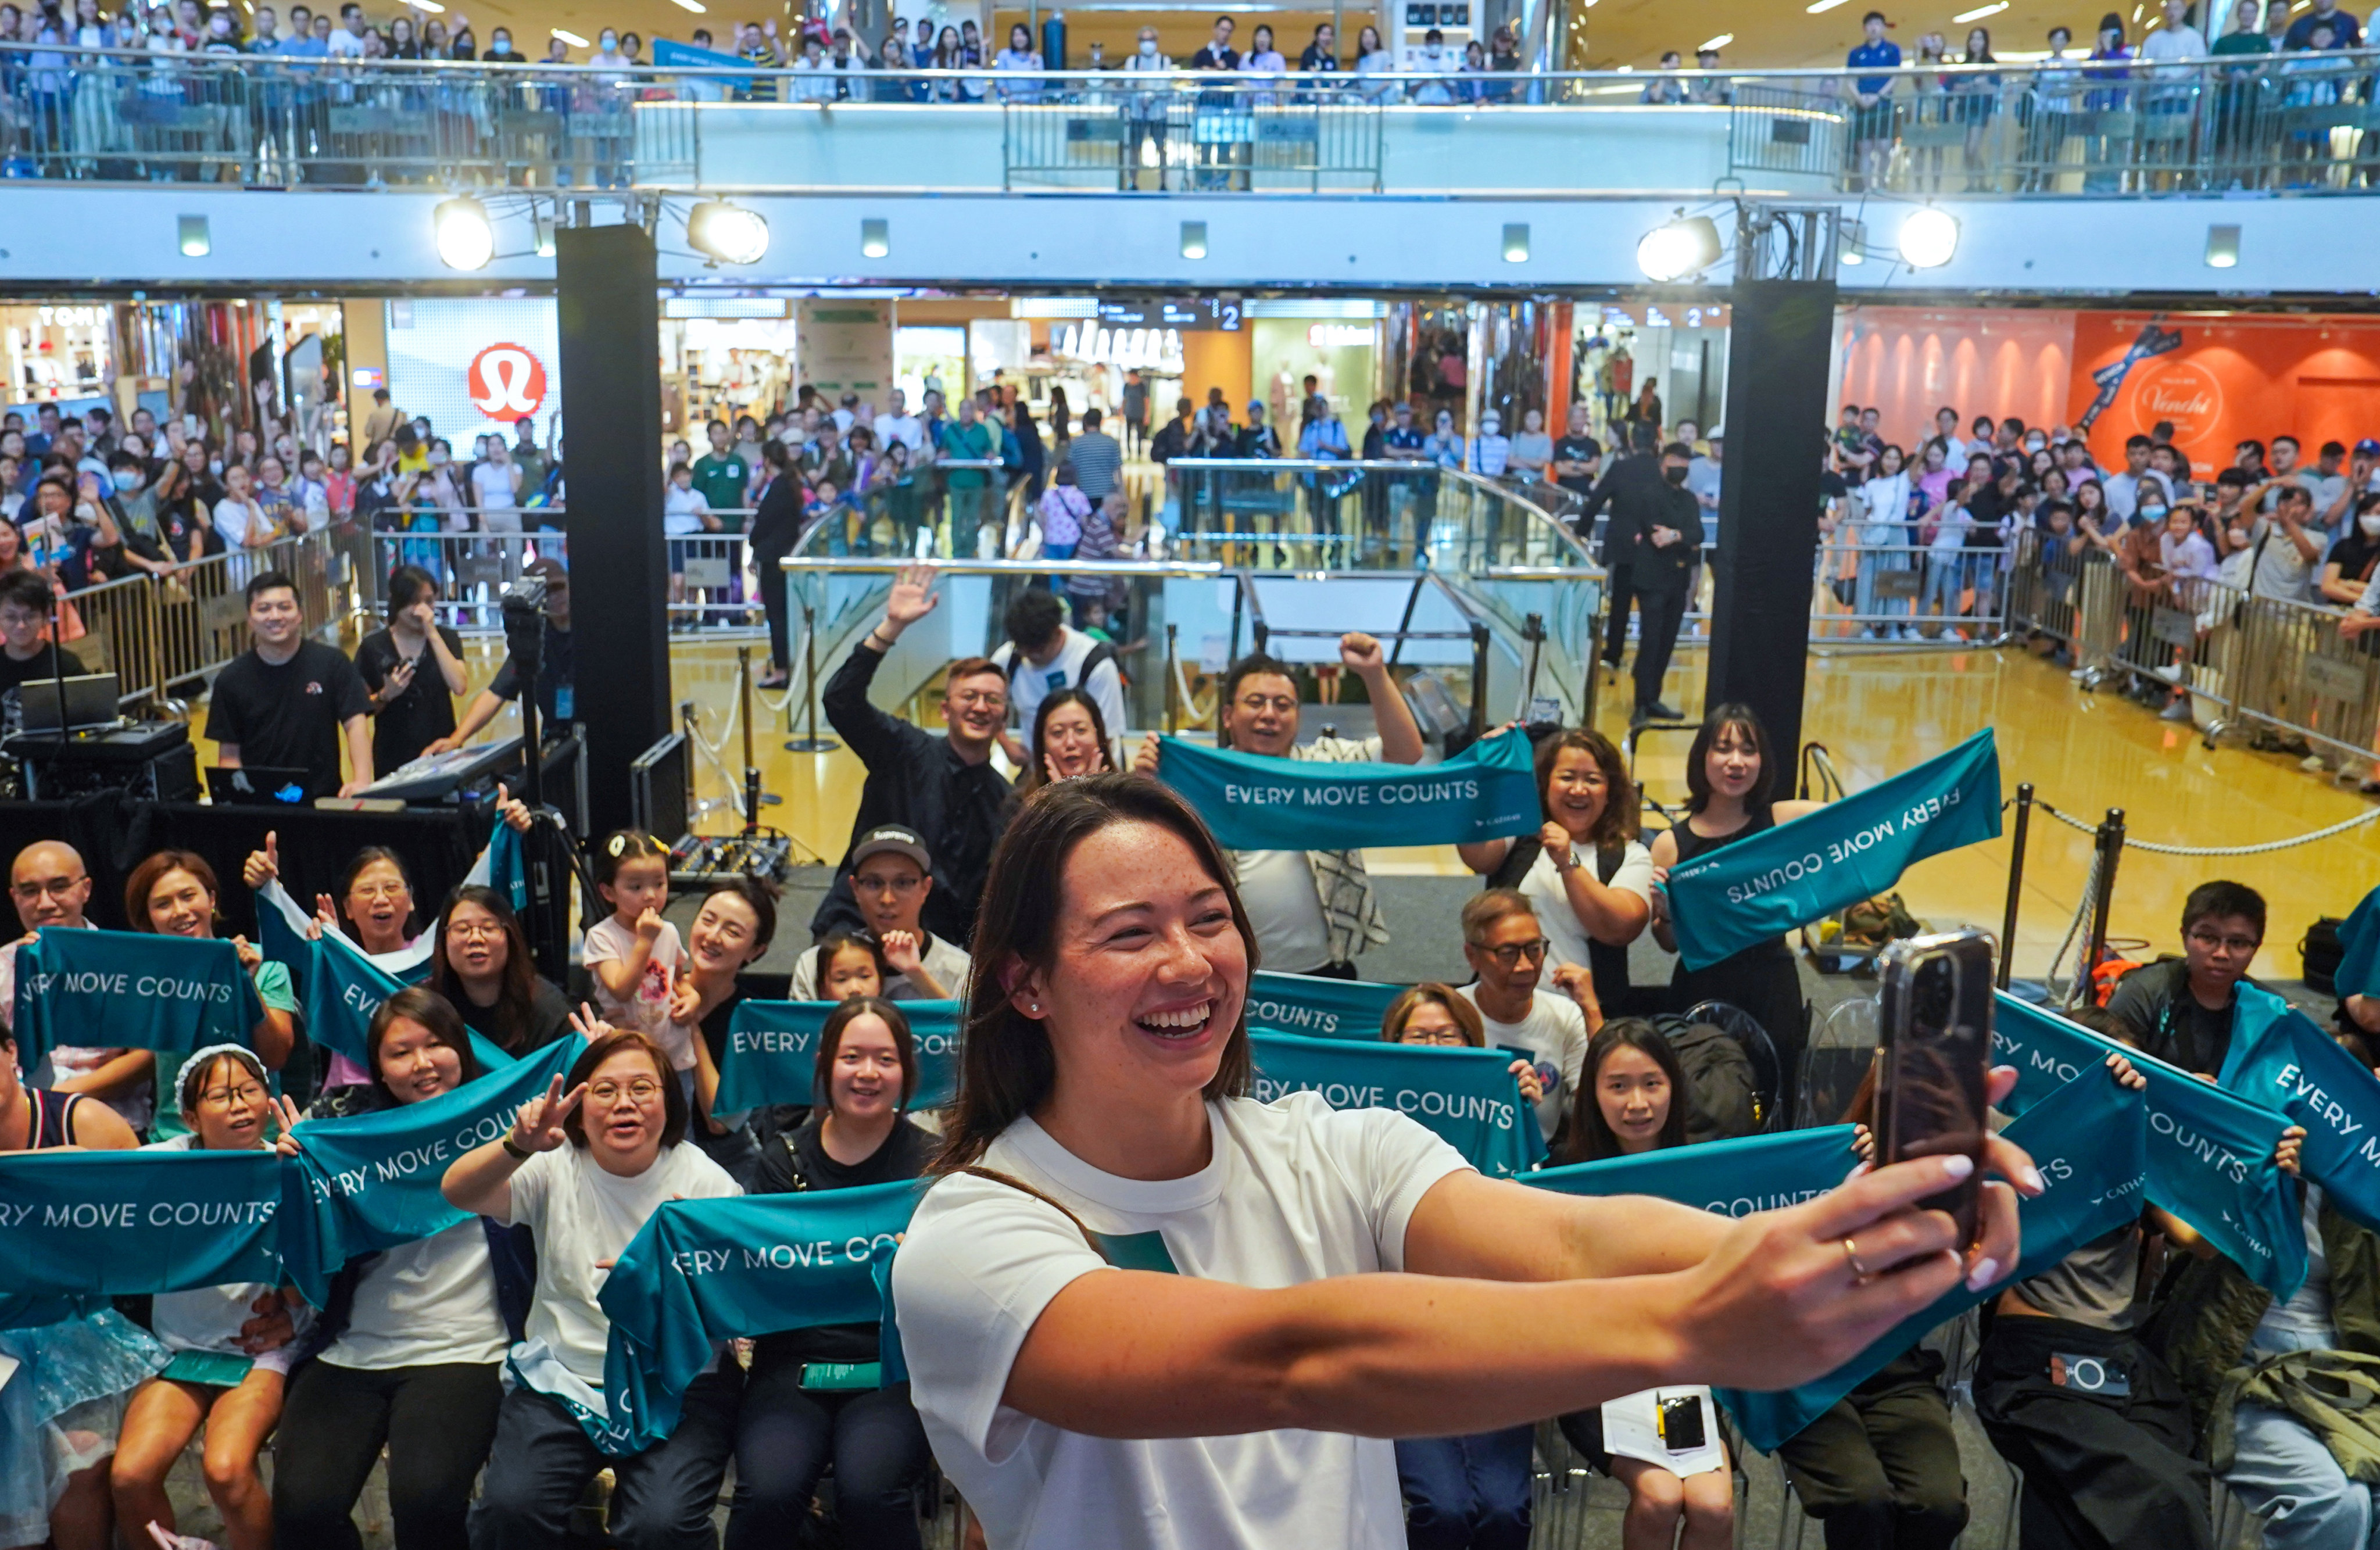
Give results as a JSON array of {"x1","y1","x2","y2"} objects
[
  {"x1": 1636, "y1": 213, "x2": 1722, "y2": 282},
  {"x1": 686, "y1": 200, "x2": 770, "y2": 265},
  {"x1": 1951, "y1": 1, "x2": 2007, "y2": 21},
  {"x1": 1697, "y1": 30, "x2": 1733, "y2": 49},
  {"x1": 550, "y1": 26, "x2": 588, "y2": 45},
  {"x1": 433, "y1": 196, "x2": 494, "y2": 271},
  {"x1": 1898, "y1": 206, "x2": 1960, "y2": 268}
]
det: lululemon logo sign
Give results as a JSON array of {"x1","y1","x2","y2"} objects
[{"x1": 467, "y1": 343, "x2": 548, "y2": 422}]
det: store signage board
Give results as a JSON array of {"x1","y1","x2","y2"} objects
[{"x1": 1096, "y1": 298, "x2": 1242, "y2": 332}]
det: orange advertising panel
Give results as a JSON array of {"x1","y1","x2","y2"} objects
[
  {"x1": 1836, "y1": 306, "x2": 2078, "y2": 452},
  {"x1": 2067, "y1": 313, "x2": 2380, "y2": 474}
]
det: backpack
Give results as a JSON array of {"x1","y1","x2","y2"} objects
[
  {"x1": 993, "y1": 638, "x2": 1121, "y2": 707},
  {"x1": 1656, "y1": 1012, "x2": 1762, "y2": 1143},
  {"x1": 1487, "y1": 836, "x2": 1633, "y2": 1005},
  {"x1": 2303, "y1": 916, "x2": 2346, "y2": 996}
]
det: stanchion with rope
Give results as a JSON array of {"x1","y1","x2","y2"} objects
[
  {"x1": 1998, "y1": 782, "x2": 2034, "y2": 990},
  {"x1": 2083, "y1": 807, "x2": 2126, "y2": 1000},
  {"x1": 784, "y1": 595, "x2": 839, "y2": 755},
  {"x1": 672, "y1": 646, "x2": 804, "y2": 882},
  {"x1": 1164, "y1": 624, "x2": 1180, "y2": 736}
]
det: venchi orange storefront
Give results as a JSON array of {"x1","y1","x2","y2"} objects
[{"x1": 1837, "y1": 305, "x2": 2380, "y2": 466}]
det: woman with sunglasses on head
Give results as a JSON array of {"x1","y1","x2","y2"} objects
[
  {"x1": 727, "y1": 996, "x2": 937, "y2": 1549},
  {"x1": 892, "y1": 772, "x2": 2031, "y2": 1550},
  {"x1": 430, "y1": 884, "x2": 573, "y2": 1058},
  {"x1": 112, "y1": 1047, "x2": 306, "y2": 1550},
  {"x1": 1461, "y1": 727, "x2": 1654, "y2": 1018},
  {"x1": 1646, "y1": 704, "x2": 1826, "y2": 1122},
  {"x1": 442, "y1": 1023, "x2": 745, "y2": 1545},
  {"x1": 273, "y1": 989, "x2": 541, "y2": 1549}
]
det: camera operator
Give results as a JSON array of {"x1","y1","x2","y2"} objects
[{"x1": 430, "y1": 558, "x2": 574, "y2": 756}]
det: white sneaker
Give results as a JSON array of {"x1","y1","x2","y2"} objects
[{"x1": 2154, "y1": 664, "x2": 2183, "y2": 682}]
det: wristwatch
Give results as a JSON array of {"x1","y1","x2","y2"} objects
[{"x1": 500, "y1": 1133, "x2": 532, "y2": 1161}]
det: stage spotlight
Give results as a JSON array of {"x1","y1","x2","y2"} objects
[
  {"x1": 1635, "y1": 214, "x2": 1721, "y2": 282},
  {"x1": 688, "y1": 200, "x2": 770, "y2": 266},
  {"x1": 1897, "y1": 206, "x2": 1960, "y2": 269},
  {"x1": 434, "y1": 196, "x2": 493, "y2": 271}
]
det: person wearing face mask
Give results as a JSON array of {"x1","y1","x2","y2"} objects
[
  {"x1": 1616, "y1": 442, "x2": 1705, "y2": 721},
  {"x1": 270, "y1": 990, "x2": 542, "y2": 1550},
  {"x1": 2324, "y1": 493, "x2": 2380, "y2": 609},
  {"x1": 723, "y1": 997, "x2": 936, "y2": 1550}
]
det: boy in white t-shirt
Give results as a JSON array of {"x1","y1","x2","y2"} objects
[{"x1": 581, "y1": 829, "x2": 691, "y2": 1070}]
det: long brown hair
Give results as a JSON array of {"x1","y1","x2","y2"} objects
[
  {"x1": 1535, "y1": 727, "x2": 1635, "y2": 847},
  {"x1": 934, "y1": 772, "x2": 1256, "y2": 1172}
]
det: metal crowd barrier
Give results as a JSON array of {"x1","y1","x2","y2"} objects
[
  {"x1": 3, "y1": 42, "x2": 2374, "y2": 196},
  {"x1": 44, "y1": 528, "x2": 343, "y2": 708},
  {"x1": 1808, "y1": 540, "x2": 2009, "y2": 643},
  {"x1": 2001, "y1": 524, "x2": 2380, "y2": 771}
]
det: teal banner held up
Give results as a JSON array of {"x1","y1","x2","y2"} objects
[
  {"x1": 1994, "y1": 990, "x2": 2304, "y2": 1301},
  {"x1": 714, "y1": 1001, "x2": 962, "y2": 1115},
  {"x1": 2332, "y1": 885, "x2": 2380, "y2": 1003},
  {"x1": 1718, "y1": 1065, "x2": 2149, "y2": 1449},
  {"x1": 1526, "y1": 1124, "x2": 1860, "y2": 1216},
  {"x1": 1154, "y1": 730, "x2": 1540, "y2": 851},
  {"x1": 1245, "y1": 971, "x2": 1407, "y2": 1040},
  {"x1": 0, "y1": 1149, "x2": 284, "y2": 1299},
  {"x1": 10, "y1": 928, "x2": 266, "y2": 1072},
  {"x1": 1250, "y1": 1030, "x2": 1545, "y2": 1177},
  {"x1": 255, "y1": 881, "x2": 431, "y2": 1067},
  {"x1": 597, "y1": 1179, "x2": 932, "y2": 1451},
  {"x1": 277, "y1": 1037, "x2": 581, "y2": 1304},
  {"x1": 1664, "y1": 730, "x2": 2002, "y2": 972},
  {"x1": 2220, "y1": 983, "x2": 2380, "y2": 1238}
]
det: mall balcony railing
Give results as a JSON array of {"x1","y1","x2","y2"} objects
[{"x1": 5, "y1": 42, "x2": 2377, "y2": 196}]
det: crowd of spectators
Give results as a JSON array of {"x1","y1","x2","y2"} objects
[{"x1": 0, "y1": 570, "x2": 2358, "y2": 1550}]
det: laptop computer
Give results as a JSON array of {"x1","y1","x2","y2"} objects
[
  {"x1": 16, "y1": 673, "x2": 120, "y2": 735},
  {"x1": 206, "y1": 765, "x2": 317, "y2": 806}
]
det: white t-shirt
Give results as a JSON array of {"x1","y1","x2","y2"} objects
[
  {"x1": 502, "y1": 1141, "x2": 740, "y2": 1383},
  {"x1": 894, "y1": 1094, "x2": 1470, "y2": 1550},
  {"x1": 141, "y1": 1134, "x2": 310, "y2": 1374},
  {"x1": 1457, "y1": 985, "x2": 1590, "y2": 1146},
  {"x1": 874, "y1": 413, "x2": 926, "y2": 454},
  {"x1": 470, "y1": 459, "x2": 519, "y2": 513},
  {"x1": 791, "y1": 932, "x2": 973, "y2": 1001},
  {"x1": 322, "y1": 1218, "x2": 509, "y2": 1371},
  {"x1": 1519, "y1": 841, "x2": 1654, "y2": 982},
  {"x1": 663, "y1": 485, "x2": 711, "y2": 537},
  {"x1": 995, "y1": 627, "x2": 1128, "y2": 745},
  {"x1": 582, "y1": 914, "x2": 691, "y2": 1069},
  {"x1": 1233, "y1": 848, "x2": 1332, "y2": 975}
]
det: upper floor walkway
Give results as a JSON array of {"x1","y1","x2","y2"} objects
[{"x1": 5, "y1": 43, "x2": 2377, "y2": 201}]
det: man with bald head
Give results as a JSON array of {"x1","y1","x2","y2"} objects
[{"x1": 2, "y1": 839, "x2": 153, "y2": 1129}]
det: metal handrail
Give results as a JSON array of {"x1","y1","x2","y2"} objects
[{"x1": 781, "y1": 556, "x2": 1222, "y2": 575}]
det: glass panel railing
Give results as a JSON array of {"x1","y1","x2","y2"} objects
[{"x1": 5, "y1": 44, "x2": 2375, "y2": 198}]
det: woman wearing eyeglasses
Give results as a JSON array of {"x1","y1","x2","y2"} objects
[{"x1": 442, "y1": 1025, "x2": 745, "y2": 1545}]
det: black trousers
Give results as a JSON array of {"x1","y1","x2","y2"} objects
[
  {"x1": 273, "y1": 1359, "x2": 503, "y2": 1550},
  {"x1": 1974, "y1": 1315, "x2": 2210, "y2": 1550},
  {"x1": 726, "y1": 1355, "x2": 930, "y2": 1550},
  {"x1": 1776, "y1": 1349, "x2": 1967, "y2": 1550},
  {"x1": 1632, "y1": 584, "x2": 1688, "y2": 712},
  {"x1": 470, "y1": 1372, "x2": 741, "y2": 1550},
  {"x1": 757, "y1": 546, "x2": 792, "y2": 672},
  {"x1": 1602, "y1": 563, "x2": 1637, "y2": 666}
]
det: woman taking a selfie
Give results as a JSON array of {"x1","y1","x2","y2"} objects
[{"x1": 893, "y1": 773, "x2": 2032, "y2": 1550}]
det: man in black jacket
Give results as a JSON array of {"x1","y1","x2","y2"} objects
[
  {"x1": 811, "y1": 563, "x2": 1018, "y2": 946},
  {"x1": 1617, "y1": 442, "x2": 1703, "y2": 724},
  {"x1": 1576, "y1": 442, "x2": 1671, "y2": 675}
]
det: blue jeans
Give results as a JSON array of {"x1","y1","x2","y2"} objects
[
  {"x1": 1855, "y1": 549, "x2": 1910, "y2": 627},
  {"x1": 1921, "y1": 554, "x2": 1965, "y2": 618},
  {"x1": 1395, "y1": 1426, "x2": 1534, "y2": 1549},
  {"x1": 2228, "y1": 1404, "x2": 2378, "y2": 1550}
]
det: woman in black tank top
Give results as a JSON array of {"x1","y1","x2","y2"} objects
[
  {"x1": 1647, "y1": 706, "x2": 1827, "y2": 1123},
  {"x1": 0, "y1": 1026, "x2": 139, "y2": 1152}
]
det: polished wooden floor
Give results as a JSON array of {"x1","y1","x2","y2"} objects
[{"x1": 202, "y1": 632, "x2": 2380, "y2": 985}]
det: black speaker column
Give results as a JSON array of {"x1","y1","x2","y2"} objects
[
  {"x1": 556, "y1": 224, "x2": 670, "y2": 840},
  {"x1": 1703, "y1": 276, "x2": 1839, "y2": 765}
]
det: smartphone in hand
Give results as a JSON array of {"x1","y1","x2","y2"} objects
[{"x1": 1875, "y1": 930, "x2": 1995, "y2": 1252}]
